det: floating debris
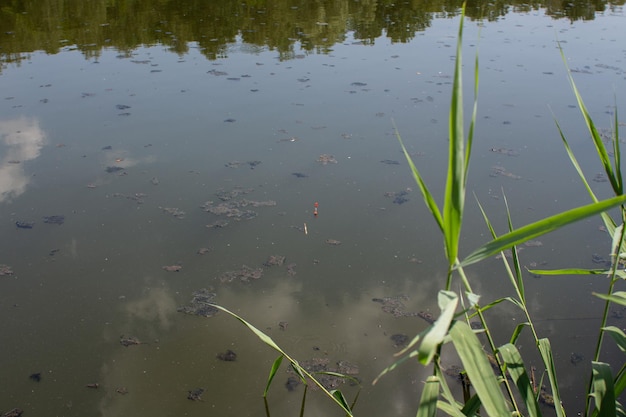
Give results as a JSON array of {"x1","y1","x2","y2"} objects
[
  {"x1": 86, "y1": 383, "x2": 99, "y2": 389},
  {"x1": 105, "y1": 166, "x2": 125, "y2": 173},
  {"x1": 292, "y1": 172, "x2": 308, "y2": 178},
  {"x1": 384, "y1": 189, "x2": 411, "y2": 205},
  {"x1": 120, "y1": 336, "x2": 143, "y2": 347},
  {"x1": 162, "y1": 264, "x2": 183, "y2": 272},
  {"x1": 490, "y1": 165, "x2": 521, "y2": 180},
  {"x1": 380, "y1": 159, "x2": 400, "y2": 165},
  {"x1": 570, "y1": 352, "x2": 584, "y2": 365},
  {"x1": 317, "y1": 154, "x2": 338, "y2": 165},
  {"x1": 217, "y1": 349, "x2": 237, "y2": 361},
  {"x1": 206, "y1": 219, "x2": 230, "y2": 229},
  {"x1": 285, "y1": 376, "x2": 300, "y2": 392},
  {"x1": 524, "y1": 240, "x2": 543, "y2": 247},
  {"x1": 372, "y1": 295, "x2": 424, "y2": 318},
  {"x1": 218, "y1": 265, "x2": 263, "y2": 283},
  {"x1": 390, "y1": 334, "x2": 409, "y2": 348},
  {"x1": 187, "y1": 387, "x2": 205, "y2": 401},
  {"x1": 263, "y1": 255, "x2": 285, "y2": 267},
  {"x1": 201, "y1": 188, "x2": 276, "y2": 222},
  {"x1": 43, "y1": 215, "x2": 65, "y2": 225},
  {"x1": 593, "y1": 172, "x2": 608, "y2": 183},
  {"x1": 279, "y1": 321, "x2": 288, "y2": 331},
  {"x1": 112, "y1": 193, "x2": 147, "y2": 204},
  {"x1": 325, "y1": 239, "x2": 341, "y2": 245},
  {"x1": 1, "y1": 409, "x2": 23, "y2": 417},
  {"x1": 160, "y1": 207, "x2": 185, "y2": 219},
  {"x1": 247, "y1": 160, "x2": 261, "y2": 169},
  {"x1": 29, "y1": 372, "x2": 42, "y2": 382},
  {"x1": 489, "y1": 147, "x2": 519, "y2": 157},
  {"x1": 116, "y1": 387, "x2": 129, "y2": 395},
  {"x1": 0, "y1": 264, "x2": 14, "y2": 276},
  {"x1": 178, "y1": 289, "x2": 219, "y2": 317},
  {"x1": 15, "y1": 221, "x2": 34, "y2": 229},
  {"x1": 150, "y1": 177, "x2": 159, "y2": 185},
  {"x1": 116, "y1": 104, "x2": 131, "y2": 110},
  {"x1": 286, "y1": 263, "x2": 297, "y2": 277},
  {"x1": 196, "y1": 247, "x2": 212, "y2": 255}
]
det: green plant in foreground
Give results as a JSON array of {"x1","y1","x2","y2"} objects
[{"x1": 210, "y1": 4, "x2": 626, "y2": 416}]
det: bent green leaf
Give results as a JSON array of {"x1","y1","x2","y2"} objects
[{"x1": 460, "y1": 194, "x2": 626, "y2": 268}]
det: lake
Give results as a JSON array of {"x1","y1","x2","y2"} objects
[{"x1": 1, "y1": 1, "x2": 626, "y2": 416}]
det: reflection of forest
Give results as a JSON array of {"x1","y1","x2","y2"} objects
[{"x1": 0, "y1": 0, "x2": 622, "y2": 66}]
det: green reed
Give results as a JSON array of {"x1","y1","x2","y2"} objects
[{"x1": 210, "y1": 3, "x2": 626, "y2": 416}]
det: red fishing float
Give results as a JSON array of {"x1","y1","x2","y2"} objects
[{"x1": 314, "y1": 201, "x2": 319, "y2": 216}]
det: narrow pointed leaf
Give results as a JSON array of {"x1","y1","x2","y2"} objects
[
  {"x1": 591, "y1": 361, "x2": 616, "y2": 417},
  {"x1": 559, "y1": 42, "x2": 621, "y2": 195},
  {"x1": 552, "y1": 113, "x2": 616, "y2": 235},
  {"x1": 395, "y1": 123, "x2": 444, "y2": 232},
  {"x1": 330, "y1": 390, "x2": 351, "y2": 414},
  {"x1": 500, "y1": 343, "x2": 543, "y2": 417},
  {"x1": 449, "y1": 321, "x2": 511, "y2": 416},
  {"x1": 416, "y1": 376, "x2": 440, "y2": 417},
  {"x1": 460, "y1": 194, "x2": 626, "y2": 268},
  {"x1": 528, "y1": 268, "x2": 610, "y2": 276},
  {"x1": 264, "y1": 355, "x2": 284, "y2": 397}
]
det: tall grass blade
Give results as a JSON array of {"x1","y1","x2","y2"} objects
[
  {"x1": 559, "y1": 42, "x2": 622, "y2": 195},
  {"x1": 416, "y1": 376, "x2": 440, "y2": 417},
  {"x1": 449, "y1": 321, "x2": 511, "y2": 416},
  {"x1": 443, "y1": 5, "x2": 467, "y2": 264},
  {"x1": 264, "y1": 355, "x2": 284, "y2": 397},
  {"x1": 552, "y1": 115, "x2": 617, "y2": 236},
  {"x1": 209, "y1": 303, "x2": 354, "y2": 416},
  {"x1": 395, "y1": 122, "x2": 444, "y2": 232},
  {"x1": 538, "y1": 338, "x2": 566, "y2": 417},
  {"x1": 500, "y1": 343, "x2": 543, "y2": 417},
  {"x1": 418, "y1": 291, "x2": 458, "y2": 365},
  {"x1": 460, "y1": 194, "x2": 626, "y2": 268},
  {"x1": 591, "y1": 361, "x2": 617, "y2": 417}
]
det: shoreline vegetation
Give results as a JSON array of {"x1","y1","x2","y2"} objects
[
  {"x1": 1, "y1": 0, "x2": 623, "y2": 68},
  {"x1": 211, "y1": 3, "x2": 626, "y2": 416}
]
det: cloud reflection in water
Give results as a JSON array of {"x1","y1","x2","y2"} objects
[{"x1": 0, "y1": 117, "x2": 46, "y2": 203}]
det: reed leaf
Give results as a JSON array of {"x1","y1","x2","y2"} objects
[
  {"x1": 591, "y1": 361, "x2": 617, "y2": 417},
  {"x1": 443, "y1": 4, "x2": 467, "y2": 265},
  {"x1": 449, "y1": 321, "x2": 511, "y2": 416},
  {"x1": 559, "y1": 42, "x2": 622, "y2": 195},
  {"x1": 416, "y1": 376, "x2": 440, "y2": 417},
  {"x1": 602, "y1": 326, "x2": 626, "y2": 354},
  {"x1": 434, "y1": 365, "x2": 467, "y2": 417},
  {"x1": 500, "y1": 343, "x2": 543, "y2": 417},
  {"x1": 208, "y1": 303, "x2": 354, "y2": 416},
  {"x1": 538, "y1": 338, "x2": 566, "y2": 417},
  {"x1": 528, "y1": 268, "x2": 611, "y2": 276},
  {"x1": 460, "y1": 194, "x2": 626, "y2": 268},
  {"x1": 594, "y1": 291, "x2": 626, "y2": 306},
  {"x1": 396, "y1": 123, "x2": 444, "y2": 233},
  {"x1": 264, "y1": 355, "x2": 284, "y2": 397},
  {"x1": 553, "y1": 115, "x2": 617, "y2": 236},
  {"x1": 419, "y1": 291, "x2": 458, "y2": 365}
]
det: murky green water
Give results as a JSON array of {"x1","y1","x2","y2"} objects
[{"x1": 2, "y1": 1, "x2": 626, "y2": 416}]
